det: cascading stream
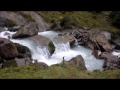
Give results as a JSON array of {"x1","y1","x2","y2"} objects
[{"x1": 0, "y1": 29, "x2": 107, "y2": 71}]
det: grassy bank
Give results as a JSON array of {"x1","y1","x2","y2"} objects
[
  {"x1": 37, "y1": 11, "x2": 119, "y2": 33},
  {"x1": 0, "y1": 65, "x2": 119, "y2": 79}
]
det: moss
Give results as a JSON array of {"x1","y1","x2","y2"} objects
[
  {"x1": 19, "y1": 12, "x2": 35, "y2": 22},
  {"x1": 48, "y1": 42, "x2": 55, "y2": 55},
  {"x1": 6, "y1": 19, "x2": 17, "y2": 27},
  {"x1": 2, "y1": 59, "x2": 17, "y2": 68}
]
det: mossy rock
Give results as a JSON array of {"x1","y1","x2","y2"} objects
[
  {"x1": 0, "y1": 17, "x2": 17, "y2": 27},
  {"x1": 48, "y1": 42, "x2": 55, "y2": 55},
  {"x1": 19, "y1": 12, "x2": 35, "y2": 22},
  {"x1": 2, "y1": 59, "x2": 17, "y2": 68}
]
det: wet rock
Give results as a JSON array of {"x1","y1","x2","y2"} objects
[
  {"x1": 14, "y1": 43, "x2": 32, "y2": 59},
  {"x1": 92, "y1": 50, "x2": 100, "y2": 59},
  {"x1": 0, "y1": 27, "x2": 6, "y2": 32},
  {"x1": 99, "y1": 52, "x2": 120, "y2": 69},
  {"x1": 0, "y1": 38, "x2": 18, "y2": 60},
  {"x1": 60, "y1": 55, "x2": 87, "y2": 70},
  {"x1": 88, "y1": 29, "x2": 113, "y2": 52},
  {"x1": 50, "y1": 23, "x2": 62, "y2": 31},
  {"x1": 29, "y1": 35, "x2": 55, "y2": 55},
  {"x1": 53, "y1": 34, "x2": 76, "y2": 48},
  {"x1": 0, "y1": 11, "x2": 48, "y2": 31},
  {"x1": 12, "y1": 22, "x2": 39, "y2": 39},
  {"x1": 8, "y1": 25, "x2": 21, "y2": 32},
  {"x1": 15, "y1": 57, "x2": 33, "y2": 67}
]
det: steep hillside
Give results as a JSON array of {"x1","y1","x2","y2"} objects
[{"x1": 37, "y1": 11, "x2": 119, "y2": 33}]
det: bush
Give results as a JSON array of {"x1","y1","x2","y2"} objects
[
  {"x1": 60, "y1": 15, "x2": 74, "y2": 29},
  {"x1": 109, "y1": 11, "x2": 120, "y2": 28},
  {"x1": 2, "y1": 59, "x2": 17, "y2": 68}
]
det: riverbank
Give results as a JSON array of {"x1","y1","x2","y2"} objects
[{"x1": 0, "y1": 65, "x2": 119, "y2": 79}]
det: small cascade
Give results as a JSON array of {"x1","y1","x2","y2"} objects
[
  {"x1": 112, "y1": 51, "x2": 120, "y2": 58},
  {"x1": 74, "y1": 39, "x2": 78, "y2": 46},
  {"x1": 0, "y1": 30, "x2": 16, "y2": 39},
  {"x1": 0, "y1": 30, "x2": 105, "y2": 71},
  {"x1": 54, "y1": 42, "x2": 71, "y2": 53}
]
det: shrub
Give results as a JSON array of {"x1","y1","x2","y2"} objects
[
  {"x1": 60, "y1": 15, "x2": 74, "y2": 29},
  {"x1": 109, "y1": 11, "x2": 120, "y2": 28},
  {"x1": 2, "y1": 59, "x2": 17, "y2": 68}
]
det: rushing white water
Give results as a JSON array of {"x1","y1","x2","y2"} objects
[
  {"x1": 72, "y1": 45, "x2": 104, "y2": 71},
  {"x1": 38, "y1": 31, "x2": 59, "y2": 39},
  {"x1": 39, "y1": 31, "x2": 105, "y2": 71},
  {"x1": 0, "y1": 30, "x2": 16, "y2": 39},
  {"x1": 0, "y1": 30, "x2": 105, "y2": 71},
  {"x1": 112, "y1": 51, "x2": 120, "y2": 58}
]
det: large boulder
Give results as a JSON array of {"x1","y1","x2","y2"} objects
[
  {"x1": 0, "y1": 11, "x2": 27, "y2": 26},
  {"x1": 0, "y1": 38, "x2": 18, "y2": 59},
  {"x1": 0, "y1": 11, "x2": 48, "y2": 32},
  {"x1": 29, "y1": 35, "x2": 55, "y2": 55},
  {"x1": 33, "y1": 60, "x2": 49, "y2": 69},
  {"x1": 52, "y1": 34, "x2": 76, "y2": 48},
  {"x1": 23, "y1": 11, "x2": 49, "y2": 31},
  {"x1": 8, "y1": 26, "x2": 21, "y2": 32},
  {"x1": 50, "y1": 23, "x2": 62, "y2": 31},
  {"x1": 60, "y1": 55, "x2": 87, "y2": 70},
  {"x1": 88, "y1": 29, "x2": 113, "y2": 52},
  {"x1": 99, "y1": 52, "x2": 120, "y2": 69},
  {"x1": 0, "y1": 27, "x2": 6, "y2": 32},
  {"x1": 15, "y1": 57, "x2": 33, "y2": 67},
  {"x1": 12, "y1": 22, "x2": 39, "y2": 39},
  {"x1": 101, "y1": 31, "x2": 111, "y2": 41},
  {"x1": 14, "y1": 43, "x2": 32, "y2": 59},
  {"x1": 95, "y1": 32, "x2": 113, "y2": 52},
  {"x1": 2, "y1": 57, "x2": 33, "y2": 68}
]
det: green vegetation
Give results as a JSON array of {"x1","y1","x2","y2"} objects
[
  {"x1": 48, "y1": 42, "x2": 55, "y2": 55},
  {"x1": 19, "y1": 12, "x2": 35, "y2": 22},
  {"x1": 37, "y1": 11, "x2": 119, "y2": 33},
  {"x1": 60, "y1": 15, "x2": 74, "y2": 29},
  {"x1": 37, "y1": 11, "x2": 64, "y2": 25},
  {"x1": 0, "y1": 65, "x2": 119, "y2": 79},
  {"x1": 6, "y1": 19, "x2": 17, "y2": 27},
  {"x1": 109, "y1": 11, "x2": 120, "y2": 28},
  {"x1": 2, "y1": 59, "x2": 17, "y2": 68}
]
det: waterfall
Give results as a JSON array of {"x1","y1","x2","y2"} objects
[
  {"x1": 74, "y1": 39, "x2": 78, "y2": 46},
  {"x1": 0, "y1": 30, "x2": 105, "y2": 71},
  {"x1": 54, "y1": 42, "x2": 70, "y2": 53}
]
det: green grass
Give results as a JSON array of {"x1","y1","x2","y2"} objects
[
  {"x1": 37, "y1": 11, "x2": 119, "y2": 33},
  {"x1": 37, "y1": 11, "x2": 64, "y2": 25},
  {"x1": 0, "y1": 65, "x2": 119, "y2": 79}
]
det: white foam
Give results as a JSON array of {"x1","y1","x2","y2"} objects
[{"x1": 0, "y1": 30, "x2": 105, "y2": 71}]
